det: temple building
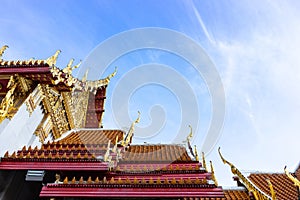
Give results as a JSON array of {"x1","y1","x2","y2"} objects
[{"x1": 0, "y1": 45, "x2": 299, "y2": 200}]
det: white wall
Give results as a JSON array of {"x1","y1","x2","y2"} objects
[{"x1": 0, "y1": 103, "x2": 44, "y2": 156}]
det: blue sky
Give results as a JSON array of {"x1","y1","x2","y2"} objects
[{"x1": 1, "y1": 0, "x2": 300, "y2": 186}]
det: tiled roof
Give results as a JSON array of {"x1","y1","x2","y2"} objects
[
  {"x1": 0, "y1": 129, "x2": 124, "y2": 169},
  {"x1": 40, "y1": 184, "x2": 224, "y2": 198},
  {"x1": 223, "y1": 189, "x2": 250, "y2": 199},
  {"x1": 183, "y1": 189, "x2": 250, "y2": 200},
  {"x1": 59, "y1": 129, "x2": 124, "y2": 145},
  {"x1": 122, "y1": 144, "x2": 192, "y2": 163},
  {"x1": 59, "y1": 175, "x2": 210, "y2": 185},
  {"x1": 295, "y1": 163, "x2": 300, "y2": 180},
  {"x1": 248, "y1": 173, "x2": 298, "y2": 200}
]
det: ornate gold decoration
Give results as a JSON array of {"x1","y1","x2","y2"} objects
[
  {"x1": 45, "y1": 50, "x2": 61, "y2": 66},
  {"x1": 62, "y1": 59, "x2": 81, "y2": 75},
  {"x1": 210, "y1": 161, "x2": 218, "y2": 186},
  {"x1": 40, "y1": 85, "x2": 70, "y2": 139},
  {"x1": 25, "y1": 84, "x2": 44, "y2": 115},
  {"x1": 0, "y1": 45, "x2": 9, "y2": 60},
  {"x1": 266, "y1": 179, "x2": 276, "y2": 200},
  {"x1": 284, "y1": 166, "x2": 300, "y2": 188},
  {"x1": 61, "y1": 92, "x2": 75, "y2": 129},
  {"x1": 202, "y1": 152, "x2": 207, "y2": 171},
  {"x1": 34, "y1": 114, "x2": 52, "y2": 143},
  {"x1": 124, "y1": 111, "x2": 140, "y2": 146},
  {"x1": 71, "y1": 90, "x2": 89, "y2": 128},
  {"x1": 0, "y1": 76, "x2": 17, "y2": 123},
  {"x1": 218, "y1": 147, "x2": 271, "y2": 200},
  {"x1": 83, "y1": 67, "x2": 117, "y2": 94}
]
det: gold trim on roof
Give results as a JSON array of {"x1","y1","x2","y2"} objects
[
  {"x1": 202, "y1": 152, "x2": 207, "y2": 171},
  {"x1": 45, "y1": 50, "x2": 61, "y2": 66},
  {"x1": 0, "y1": 76, "x2": 17, "y2": 123},
  {"x1": 124, "y1": 111, "x2": 140, "y2": 146},
  {"x1": 266, "y1": 179, "x2": 276, "y2": 200},
  {"x1": 284, "y1": 166, "x2": 300, "y2": 188},
  {"x1": 0, "y1": 45, "x2": 9, "y2": 60},
  {"x1": 194, "y1": 145, "x2": 199, "y2": 161},
  {"x1": 218, "y1": 147, "x2": 271, "y2": 200},
  {"x1": 210, "y1": 160, "x2": 218, "y2": 186},
  {"x1": 187, "y1": 125, "x2": 193, "y2": 142}
]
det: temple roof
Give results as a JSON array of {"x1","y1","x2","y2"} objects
[
  {"x1": 183, "y1": 188, "x2": 250, "y2": 199},
  {"x1": 248, "y1": 173, "x2": 298, "y2": 200},
  {"x1": 122, "y1": 144, "x2": 193, "y2": 163},
  {"x1": 58, "y1": 129, "x2": 124, "y2": 145}
]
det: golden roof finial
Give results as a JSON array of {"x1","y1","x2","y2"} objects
[
  {"x1": 284, "y1": 166, "x2": 300, "y2": 188},
  {"x1": 218, "y1": 147, "x2": 271, "y2": 199},
  {"x1": 0, "y1": 45, "x2": 9, "y2": 60},
  {"x1": 45, "y1": 50, "x2": 61, "y2": 66},
  {"x1": 194, "y1": 145, "x2": 199, "y2": 161},
  {"x1": 108, "y1": 66, "x2": 117, "y2": 80},
  {"x1": 210, "y1": 161, "x2": 218, "y2": 186},
  {"x1": 82, "y1": 69, "x2": 89, "y2": 82},
  {"x1": 266, "y1": 179, "x2": 276, "y2": 200},
  {"x1": 124, "y1": 111, "x2": 141, "y2": 146},
  {"x1": 202, "y1": 152, "x2": 207, "y2": 170},
  {"x1": 187, "y1": 125, "x2": 193, "y2": 142}
]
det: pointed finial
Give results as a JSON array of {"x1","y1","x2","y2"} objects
[
  {"x1": 73, "y1": 59, "x2": 82, "y2": 69},
  {"x1": 202, "y1": 151, "x2": 207, "y2": 170},
  {"x1": 82, "y1": 69, "x2": 89, "y2": 82},
  {"x1": 284, "y1": 166, "x2": 300, "y2": 187},
  {"x1": 0, "y1": 45, "x2": 9, "y2": 60},
  {"x1": 194, "y1": 145, "x2": 199, "y2": 161},
  {"x1": 124, "y1": 111, "x2": 141, "y2": 145},
  {"x1": 187, "y1": 125, "x2": 193, "y2": 142},
  {"x1": 108, "y1": 66, "x2": 117, "y2": 80},
  {"x1": 210, "y1": 161, "x2": 218, "y2": 186},
  {"x1": 45, "y1": 50, "x2": 61, "y2": 66}
]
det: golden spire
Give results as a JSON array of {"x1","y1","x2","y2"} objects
[
  {"x1": 194, "y1": 145, "x2": 199, "y2": 161},
  {"x1": 124, "y1": 111, "x2": 140, "y2": 146},
  {"x1": 202, "y1": 152, "x2": 207, "y2": 171},
  {"x1": 284, "y1": 166, "x2": 300, "y2": 188},
  {"x1": 0, "y1": 45, "x2": 9, "y2": 60},
  {"x1": 82, "y1": 69, "x2": 89, "y2": 82},
  {"x1": 218, "y1": 147, "x2": 271, "y2": 200},
  {"x1": 187, "y1": 125, "x2": 193, "y2": 142},
  {"x1": 106, "y1": 66, "x2": 117, "y2": 81},
  {"x1": 266, "y1": 179, "x2": 276, "y2": 200},
  {"x1": 210, "y1": 161, "x2": 218, "y2": 186},
  {"x1": 63, "y1": 59, "x2": 81, "y2": 75},
  {"x1": 45, "y1": 50, "x2": 61, "y2": 66}
]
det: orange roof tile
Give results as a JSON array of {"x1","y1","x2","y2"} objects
[
  {"x1": 248, "y1": 173, "x2": 298, "y2": 200},
  {"x1": 59, "y1": 129, "x2": 124, "y2": 145},
  {"x1": 223, "y1": 189, "x2": 250, "y2": 199},
  {"x1": 122, "y1": 144, "x2": 192, "y2": 163}
]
